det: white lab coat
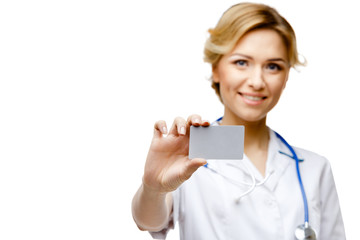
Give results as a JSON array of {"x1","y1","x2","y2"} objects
[{"x1": 150, "y1": 129, "x2": 345, "y2": 240}]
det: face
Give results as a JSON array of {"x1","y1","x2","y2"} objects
[{"x1": 213, "y1": 28, "x2": 290, "y2": 124}]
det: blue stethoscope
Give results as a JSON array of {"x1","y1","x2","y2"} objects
[{"x1": 205, "y1": 117, "x2": 316, "y2": 240}]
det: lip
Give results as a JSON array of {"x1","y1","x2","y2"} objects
[{"x1": 238, "y1": 92, "x2": 267, "y2": 106}]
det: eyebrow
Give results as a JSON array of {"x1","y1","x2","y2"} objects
[{"x1": 229, "y1": 53, "x2": 287, "y2": 63}]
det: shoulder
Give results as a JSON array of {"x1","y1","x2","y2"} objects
[
  {"x1": 294, "y1": 146, "x2": 328, "y2": 164},
  {"x1": 270, "y1": 129, "x2": 332, "y2": 174},
  {"x1": 293, "y1": 146, "x2": 330, "y2": 166},
  {"x1": 271, "y1": 130, "x2": 329, "y2": 165},
  {"x1": 291, "y1": 145, "x2": 335, "y2": 184}
]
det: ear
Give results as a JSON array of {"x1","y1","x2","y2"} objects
[{"x1": 212, "y1": 65, "x2": 220, "y2": 83}]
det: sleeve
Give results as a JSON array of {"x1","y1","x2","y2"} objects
[
  {"x1": 149, "y1": 188, "x2": 180, "y2": 239},
  {"x1": 319, "y1": 159, "x2": 346, "y2": 239}
]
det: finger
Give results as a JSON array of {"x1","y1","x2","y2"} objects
[
  {"x1": 187, "y1": 114, "x2": 202, "y2": 127},
  {"x1": 201, "y1": 119, "x2": 210, "y2": 127},
  {"x1": 154, "y1": 120, "x2": 167, "y2": 137},
  {"x1": 169, "y1": 117, "x2": 187, "y2": 136}
]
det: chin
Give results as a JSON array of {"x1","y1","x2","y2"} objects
[
  {"x1": 224, "y1": 104, "x2": 269, "y2": 124},
  {"x1": 243, "y1": 116, "x2": 267, "y2": 124},
  {"x1": 236, "y1": 108, "x2": 267, "y2": 121},
  {"x1": 231, "y1": 112, "x2": 267, "y2": 125}
]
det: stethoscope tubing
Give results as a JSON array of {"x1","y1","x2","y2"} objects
[
  {"x1": 274, "y1": 132, "x2": 309, "y2": 224},
  {"x1": 212, "y1": 117, "x2": 310, "y2": 225}
]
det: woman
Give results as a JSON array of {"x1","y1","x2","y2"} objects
[{"x1": 132, "y1": 3, "x2": 345, "y2": 239}]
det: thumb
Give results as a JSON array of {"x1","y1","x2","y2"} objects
[{"x1": 182, "y1": 158, "x2": 207, "y2": 181}]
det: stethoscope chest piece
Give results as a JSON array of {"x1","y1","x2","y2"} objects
[{"x1": 295, "y1": 223, "x2": 316, "y2": 240}]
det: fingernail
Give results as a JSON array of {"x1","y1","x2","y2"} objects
[
  {"x1": 162, "y1": 126, "x2": 167, "y2": 134},
  {"x1": 180, "y1": 126, "x2": 186, "y2": 135},
  {"x1": 193, "y1": 118, "x2": 200, "y2": 124}
]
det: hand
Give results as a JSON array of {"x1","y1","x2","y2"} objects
[{"x1": 143, "y1": 115, "x2": 210, "y2": 194}]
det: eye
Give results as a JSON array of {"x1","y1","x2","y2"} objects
[
  {"x1": 234, "y1": 60, "x2": 248, "y2": 67},
  {"x1": 266, "y1": 63, "x2": 282, "y2": 71}
]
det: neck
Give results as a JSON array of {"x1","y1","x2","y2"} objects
[
  {"x1": 221, "y1": 114, "x2": 269, "y2": 176},
  {"x1": 220, "y1": 115, "x2": 269, "y2": 153}
]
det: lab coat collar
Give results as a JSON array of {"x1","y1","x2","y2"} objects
[
  {"x1": 208, "y1": 126, "x2": 305, "y2": 192},
  {"x1": 264, "y1": 129, "x2": 304, "y2": 192}
]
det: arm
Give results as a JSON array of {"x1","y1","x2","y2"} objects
[
  {"x1": 132, "y1": 184, "x2": 173, "y2": 231},
  {"x1": 319, "y1": 160, "x2": 346, "y2": 239},
  {"x1": 132, "y1": 115, "x2": 209, "y2": 231}
]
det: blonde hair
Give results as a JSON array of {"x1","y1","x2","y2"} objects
[{"x1": 204, "y1": 3, "x2": 304, "y2": 100}]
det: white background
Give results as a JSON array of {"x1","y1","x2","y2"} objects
[{"x1": 0, "y1": 0, "x2": 358, "y2": 239}]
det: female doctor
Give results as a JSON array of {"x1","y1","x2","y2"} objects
[{"x1": 132, "y1": 2, "x2": 345, "y2": 239}]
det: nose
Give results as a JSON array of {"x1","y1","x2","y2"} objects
[{"x1": 248, "y1": 66, "x2": 265, "y2": 90}]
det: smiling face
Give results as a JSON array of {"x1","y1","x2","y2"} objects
[{"x1": 213, "y1": 28, "x2": 290, "y2": 125}]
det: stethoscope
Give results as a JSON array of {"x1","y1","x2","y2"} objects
[{"x1": 204, "y1": 117, "x2": 317, "y2": 240}]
